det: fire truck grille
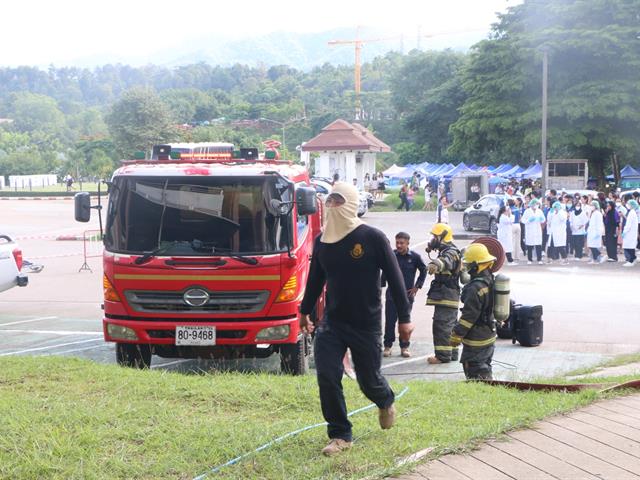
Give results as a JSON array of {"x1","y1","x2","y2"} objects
[{"x1": 124, "y1": 290, "x2": 270, "y2": 314}]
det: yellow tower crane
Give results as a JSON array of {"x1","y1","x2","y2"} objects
[
  {"x1": 328, "y1": 32, "x2": 401, "y2": 120},
  {"x1": 329, "y1": 27, "x2": 485, "y2": 120}
]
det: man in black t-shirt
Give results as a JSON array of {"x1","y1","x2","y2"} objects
[{"x1": 300, "y1": 182, "x2": 411, "y2": 457}]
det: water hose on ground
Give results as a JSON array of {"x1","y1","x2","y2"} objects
[
  {"x1": 480, "y1": 378, "x2": 640, "y2": 393},
  {"x1": 193, "y1": 386, "x2": 410, "y2": 480}
]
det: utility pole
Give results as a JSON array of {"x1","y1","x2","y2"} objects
[
  {"x1": 260, "y1": 117, "x2": 306, "y2": 160},
  {"x1": 541, "y1": 48, "x2": 549, "y2": 192}
]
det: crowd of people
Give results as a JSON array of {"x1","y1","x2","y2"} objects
[
  {"x1": 496, "y1": 189, "x2": 640, "y2": 267},
  {"x1": 362, "y1": 172, "x2": 387, "y2": 200}
]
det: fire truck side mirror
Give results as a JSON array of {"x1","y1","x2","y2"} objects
[
  {"x1": 296, "y1": 187, "x2": 317, "y2": 216},
  {"x1": 74, "y1": 192, "x2": 92, "y2": 222}
]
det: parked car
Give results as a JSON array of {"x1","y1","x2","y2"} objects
[
  {"x1": 0, "y1": 234, "x2": 28, "y2": 293},
  {"x1": 311, "y1": 178, "x2": 368, "y2": 217},
  {"x1": 621, "y1": 188, "x2": 640, "y2": 199},
  {"x1": 463, "y1": 194, "x2": 522, "y2": 235}
]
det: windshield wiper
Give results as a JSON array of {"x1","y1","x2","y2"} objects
[
  {"x1": 200, "y1": 244, "x2": 259, "y2": 265},
  {"x1": 229, "y1": 255, "x2": 259, "y2": 265},
  {"x1": 134, "y1": 241, "x2": 180, "y2": 265}
]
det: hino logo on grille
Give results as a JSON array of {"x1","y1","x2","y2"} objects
[{"x1": 183, "y1": 288, "x2": 210, "y2": 307}]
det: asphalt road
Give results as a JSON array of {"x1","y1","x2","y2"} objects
[{"x1": 1, "y1": 200, "x2": 639, "y2": 379}]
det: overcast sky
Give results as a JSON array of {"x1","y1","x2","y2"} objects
[{"x1": 2, "y1": 0, "x2": 521, "y2": 67}]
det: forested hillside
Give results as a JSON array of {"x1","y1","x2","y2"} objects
[{"x1": 0, "y1": 0, "x2": 638, "y2": 182}]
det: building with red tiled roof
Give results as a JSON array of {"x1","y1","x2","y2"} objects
[{"x1": 301, "y1": 119, "x2": 390, "y2": 188}]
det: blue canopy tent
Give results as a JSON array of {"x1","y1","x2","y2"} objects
[
  {"x1": 606, "y1": 165, "x2": 640, "y2": 182},
  {"x1": 441, "y1": 162, "x2": 472, "y2": 179},
  {"x1": 522, "y1": 163, "x2": 542, "y2": 179},
  {"x1": 488, "y1": 175, "x2": 508, "y2": 193},
  {"x1": 432, "y1": 163, "x2": 455, "y2": 176},
  {"x1": 621, "y1": 165, "x2": 640, "y2": 178},
  {"x1": 492, "y1": 164, "x2": 513, "y2": 175},
  {"x1": 414, "y1": 162, "x2": 431, "y2": 174},
  {"x1": 501, "y1": 165, "x2": 525, "y2": 178}
]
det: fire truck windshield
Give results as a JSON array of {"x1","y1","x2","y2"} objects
[{"x1": 104, "y1": 176, "x2": 293, "y2": 256}]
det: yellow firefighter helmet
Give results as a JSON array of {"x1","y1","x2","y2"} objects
[
  {"x1": 463, "y1": 243, "x2": 496, "y2": 265},
  {"x1": 430, "y1": 223, "x2": 453, "y2": 243}
]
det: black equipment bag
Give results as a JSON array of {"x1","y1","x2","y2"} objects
[
  {"x1": 511, "y1": 305, "x2": 543, "y2": 347},
  {"x1": 497, "y1": 300, "x2": 518, "y2": 339}
]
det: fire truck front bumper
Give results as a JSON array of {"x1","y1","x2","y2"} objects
[{"x1": 102, "y1": 315, "x2": 300, "y2": 346}]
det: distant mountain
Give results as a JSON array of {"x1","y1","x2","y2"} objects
[{"x1": 69, "y1": 27, "x2": 488, "y2": 70}]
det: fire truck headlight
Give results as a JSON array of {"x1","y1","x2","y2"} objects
[
  {"x1": 107, "y1": 323, "x2": 138, "y2": 341},
  {"x1": 256, "y1": 325, "x2": 290, "y2": 341}
]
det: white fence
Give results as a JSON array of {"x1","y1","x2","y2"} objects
[{"x1": 6, "y1": 175, "x2": 58, "y2": 189}]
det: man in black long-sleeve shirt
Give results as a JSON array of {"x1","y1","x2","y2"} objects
[
  {"x1": 381, "y1": 232, "x2": 427, "y2": 358},
  {"x1": 299, "y1": 182, "x2": 411, "y2": 456}
]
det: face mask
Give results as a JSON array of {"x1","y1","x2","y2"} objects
[{"x1": 426, "y1": 235, "x2": 440, "y2": 253}]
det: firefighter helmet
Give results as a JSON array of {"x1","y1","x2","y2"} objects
[
  {"x1": 430, "y1": 223, "x2": 453, "y2": 243},
  {"x1": 463, "y1": 243, "x2": 496, "y2": 265}
]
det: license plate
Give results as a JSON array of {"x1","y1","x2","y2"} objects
[{"x1": 175, "y1": 326, "x2": 216, "y2": 346}]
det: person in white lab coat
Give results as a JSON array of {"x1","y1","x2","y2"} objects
[
  {"x1": 521, "y1": 199, "x2": 545, "y2": 264},
  {"x1": 586, "y1": 200, "x2": 605, "y2": 264},
  {"x1": 569, "y1": 201, "x2": 589, "y2": 260},
  {"x1": 547, "y1": 201, "x2": 569, "y2": 264},
  {"x1": 497, "y1": 205, "x2": 515, "y2": 264},
  {"x1": 622, "y1": 199, "x2": 639, "y2": 267}
]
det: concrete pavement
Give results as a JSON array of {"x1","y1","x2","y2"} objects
[{"x1": 1, "y1": 202, "x2": 639, "y2": 376}]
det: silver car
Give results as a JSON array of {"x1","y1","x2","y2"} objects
[{"x1": 311, "y1": 179, "x2": 368, "y2": 217}]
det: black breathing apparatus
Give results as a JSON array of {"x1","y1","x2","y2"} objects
[{"x1": 425, "y1": 231, "x2": 447, "y2": 254}]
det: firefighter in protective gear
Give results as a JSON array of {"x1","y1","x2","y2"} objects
[
  {"x1": 425, "y1": 223, "x2": 462, "y2": 364},
  {"x1": 450, "y1": 243, "x2": 497, "y2": 380}
]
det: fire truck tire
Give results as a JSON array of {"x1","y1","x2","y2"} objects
[
  {"x1": 116, "y1": 343, "x2": 152, "y2": 369},
  {"x1": 280, "y1": 335, "x2": 309, "y2": 375}
]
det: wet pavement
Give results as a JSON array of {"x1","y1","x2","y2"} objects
[{"x1": 1, "y1": 201, "x2": 639, "y2": 378}]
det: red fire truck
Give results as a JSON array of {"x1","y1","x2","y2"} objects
[{"x1": 75, "y1": 143, "x2": 322, "y2": 374}]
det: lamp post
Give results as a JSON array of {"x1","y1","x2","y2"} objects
[
  {"x1": 260, "y1": 117, "x2": 306, "y2": 159},
  {"x1": 540, "y1": 48, "x2": 549, "y2": 192}
]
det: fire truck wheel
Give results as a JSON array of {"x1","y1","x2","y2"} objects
[
  {"x1": 280, "y1": 334, "x2": 309, "y2": 375},
  {"x1": 116, "y1": 343, "x2": 152, "y2": 369}
]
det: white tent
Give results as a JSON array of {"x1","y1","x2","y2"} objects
[{"x1": 382, "y1": 164, "x2": 404, "y2": 176}]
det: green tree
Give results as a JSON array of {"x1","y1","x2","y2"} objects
[
  {"x1": 390, "y1": 50, "x2": 467, "y2": 163},
  {"x1": 67, "y1": 107, "x2": 109, "y2": 139},
  {"x1": 7, "y1": 92, "x2": 67, "y2": 138},
  {"x1": 106, "y1": 87, "x2": 176, "y2": 157},
  {"x1": 449, "y1": 0, "x2": 640, "y2": 176},
  {"x1": 0, "y1": 148, "x2": 47, "y2": 175},
  {"x1": 160, "y1": 89, "x2": 220, "y2": 124}
]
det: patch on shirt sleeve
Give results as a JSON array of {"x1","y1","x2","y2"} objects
[{"x1": 350, "y1": 243, "x2": 365, "y2": 259}]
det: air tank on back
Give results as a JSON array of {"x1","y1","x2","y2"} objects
[{"x1": 493, "y1": 273, "x2": 511, "y2": 323}]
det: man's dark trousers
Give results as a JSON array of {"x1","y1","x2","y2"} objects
[
  {"x1": 314, "y1": 321, "x2": 395, "y2": 442},
  {"x1": 384, "y1": 293, "x2": 413, "y2": 349}
]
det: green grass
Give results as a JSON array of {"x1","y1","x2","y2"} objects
[
  {"x1": 370, "y1": 188, "x2": 438, "y2": 213},
  {"x1": 564, "y1": 352, "x2": 640, "y2": 377},
  {"x1": 0, "y1": 357, "x2": 605, "y2": 480}
]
